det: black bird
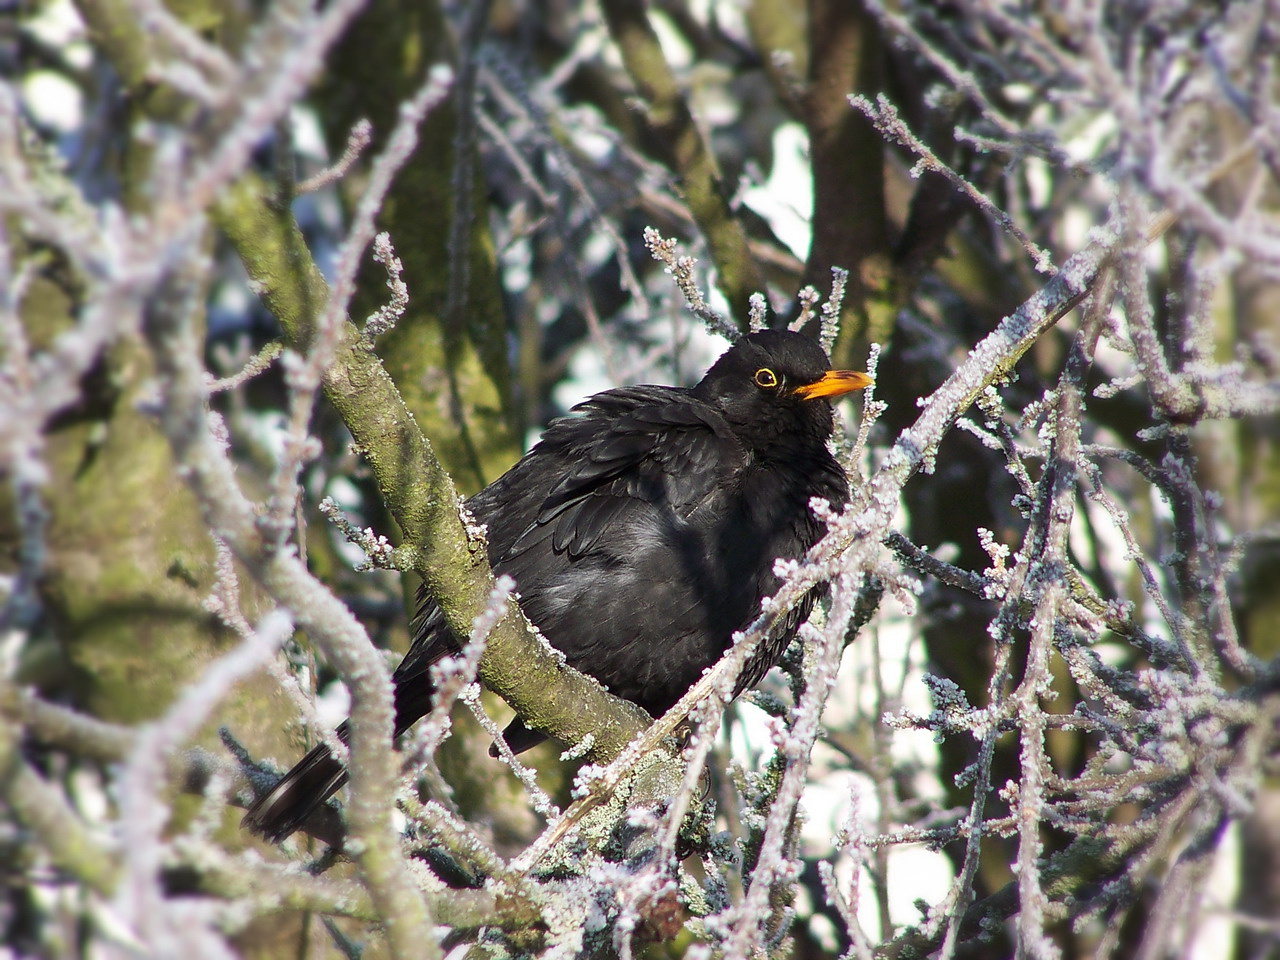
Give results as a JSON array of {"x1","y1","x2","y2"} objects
[{"x1": 243, "y1": 330, "x2": 871, "y2": 841}]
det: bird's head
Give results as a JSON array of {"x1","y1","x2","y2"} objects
[{"x1": 692, "y1": 330, "x2": 873, "y2": 445}]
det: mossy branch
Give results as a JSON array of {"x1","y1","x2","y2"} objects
[
  {"x1": 74, "y1": 0, "x2": 650, "y2": 767},
  {"x1": 211, "y1": 175, "x2": 651, "y2": 762}
]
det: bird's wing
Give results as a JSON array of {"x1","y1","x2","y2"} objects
[
  {"x1": 392, "y1": 388, "x2": 744, "y2": 696},
  {"x1": 505, "y1": 386, "x2": 746, "y2": 561}
]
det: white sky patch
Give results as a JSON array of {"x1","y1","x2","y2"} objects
[
  {"x1": 70, "y1": 767, "x2": 110, "y2": 821},
  {"x1": 1145, "y1": 227, "x2": 1168, "y2": 272},
  {"x1": 1002, "y1": 83, "x2": 1035, "y2": 105},
  {"x1": 289, "y1": 105, "x2": 329, "y2": 161},
  {"x1": 1090, "y1": 305, "x2": 1134, "y2": 379},
  {"x1": 1061, "y1": 203, "x2": 1094, "y2": 251},
  {"x1": 582, "y1": 229, "x2": 614, "y2": 271},
  {"x1": 327, "y1": 476, "x2": 363, "y2": 510},
  {"x1": 1069, "y1": 479, "x2": 1126, "y2": 595},
  {"x1": 212, "y1": 270, "x2": 254, "y2": 319},
  {"x1": 501, "y1": 236, "x2": 533, "y2": 294},
  {"x1": 565, "y1": 105, "x2": 615, "y2": 162},
  {"x1": 693, "y1": 69, "x2": 741, "y2": 128},
  {"x1": 741, "y1": 122, "x2": 813, "y2": 260},
  {"x1": 0, "y1": 619, "x2": 27, "y2": 678},
  {"x1": 250, "y1": 410, "x2": 291, "y2": 463},
  {"x1": 641, "y1": 314, "x2": 733, "y2": 387},
  {"x1": 548, "y1": 345, "x2": 616, "y2": 434},
  {"x1": 699, "y1": 0, "x2": 747, "y2": 41},
  {"x1": 1190, "y1": 821, "x2": 1240, "y2": 960},
  {"x1": 798, "y1": 772, "x2": 955, "y2": 942},
  {"x1": 810, "y1": 617, "x2": 953, "y2": 933},
  {"x1": 1063, "y1": 111, "x2": 1116, "y2": 166},
  {"x1": 649, "y1": 10, "x2": 694, "y2": 71},
  {"x1": 1025, "y1": 156, "x2": 1052, "y2": 210},
  {"x1": 704, "y1": 275, "x2": 735, "y2": 322},
  {"x1": 22, "y1": 0, "x2": 91, "y2": 68},
  {"x1": 315, "y1": 676, "x2": 351, "y2": 730},
  {"x1": 878, "y1": 843, "x2": 955, "y2": 930},
  {"x1": 21, "y1": 71, "x2": 84, "y2": 134}
]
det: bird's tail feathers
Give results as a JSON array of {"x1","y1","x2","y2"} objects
[
  {"x1": 241, "y1": 674, "x2": 440, "y2": 844},
  {"x1": 241, "y1": 740, "x2": 348, "y2": 843}
]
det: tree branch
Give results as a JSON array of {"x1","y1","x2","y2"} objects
[
  {"x1": 211, "y1": 174, "x2": 652, "y2": 762},
  {"x1": 599, "y1": 0, "x2": 764, "y2": 317}
]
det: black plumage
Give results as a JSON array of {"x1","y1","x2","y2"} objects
[{"x1": 242, "y1": 330, "x2": 870, "y2": 842}]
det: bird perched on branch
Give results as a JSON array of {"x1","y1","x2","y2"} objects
[{"x1": 243, "y1": 329, "x2": 871, "y2": 842}]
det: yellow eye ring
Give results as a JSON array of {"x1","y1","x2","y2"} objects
[{"x1": 754, "y1": 367, "x2": 778, "y2": 389}]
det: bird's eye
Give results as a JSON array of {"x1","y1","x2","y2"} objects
[{"x1": 754, "y1": 368, "x2": 778, "y2": 389}]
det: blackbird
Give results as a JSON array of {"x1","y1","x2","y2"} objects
[{"x1": 243, "y1": 330, "x2": 871, "y2": 841}]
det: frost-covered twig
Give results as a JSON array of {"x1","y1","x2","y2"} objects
[
  {"x1": 262, "y1": 65, "x2": 454, "y2": 538},
  {"x1": 850, "y1": 94, "x2": 1057, "y2": 275},
  {"x1": 644, "y1": 227, "x2": 739, "y2": 340},
  {"x1": 205, "y1": 340, "x2": 282, "y2": 394},
  {"x1": 114, "y1": 610, "x2": 293, "y2": 954},
  {"x1": 361, "y1": 231, "x2": 409, "y2": 342},
  {"x1": 319, "y1": 496, "x2": 397, "y2": 573},
  {"x1": 298, "y1": 118, "x2": 373, "y2": 195},
  {"x1": 139, "y1": 248, "x2": 435, "y2": 958},
  {"x1": 723, "y1": 572, "x2": 863, "y2": 959}
]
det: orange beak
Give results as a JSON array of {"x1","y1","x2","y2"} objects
[{"x1": 792, "y1": 369, "x2": 874, "y2": 401}]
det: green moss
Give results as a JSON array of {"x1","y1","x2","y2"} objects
[{"x1": 318, "y1": 0, "x2": 520, "y2": 494}]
